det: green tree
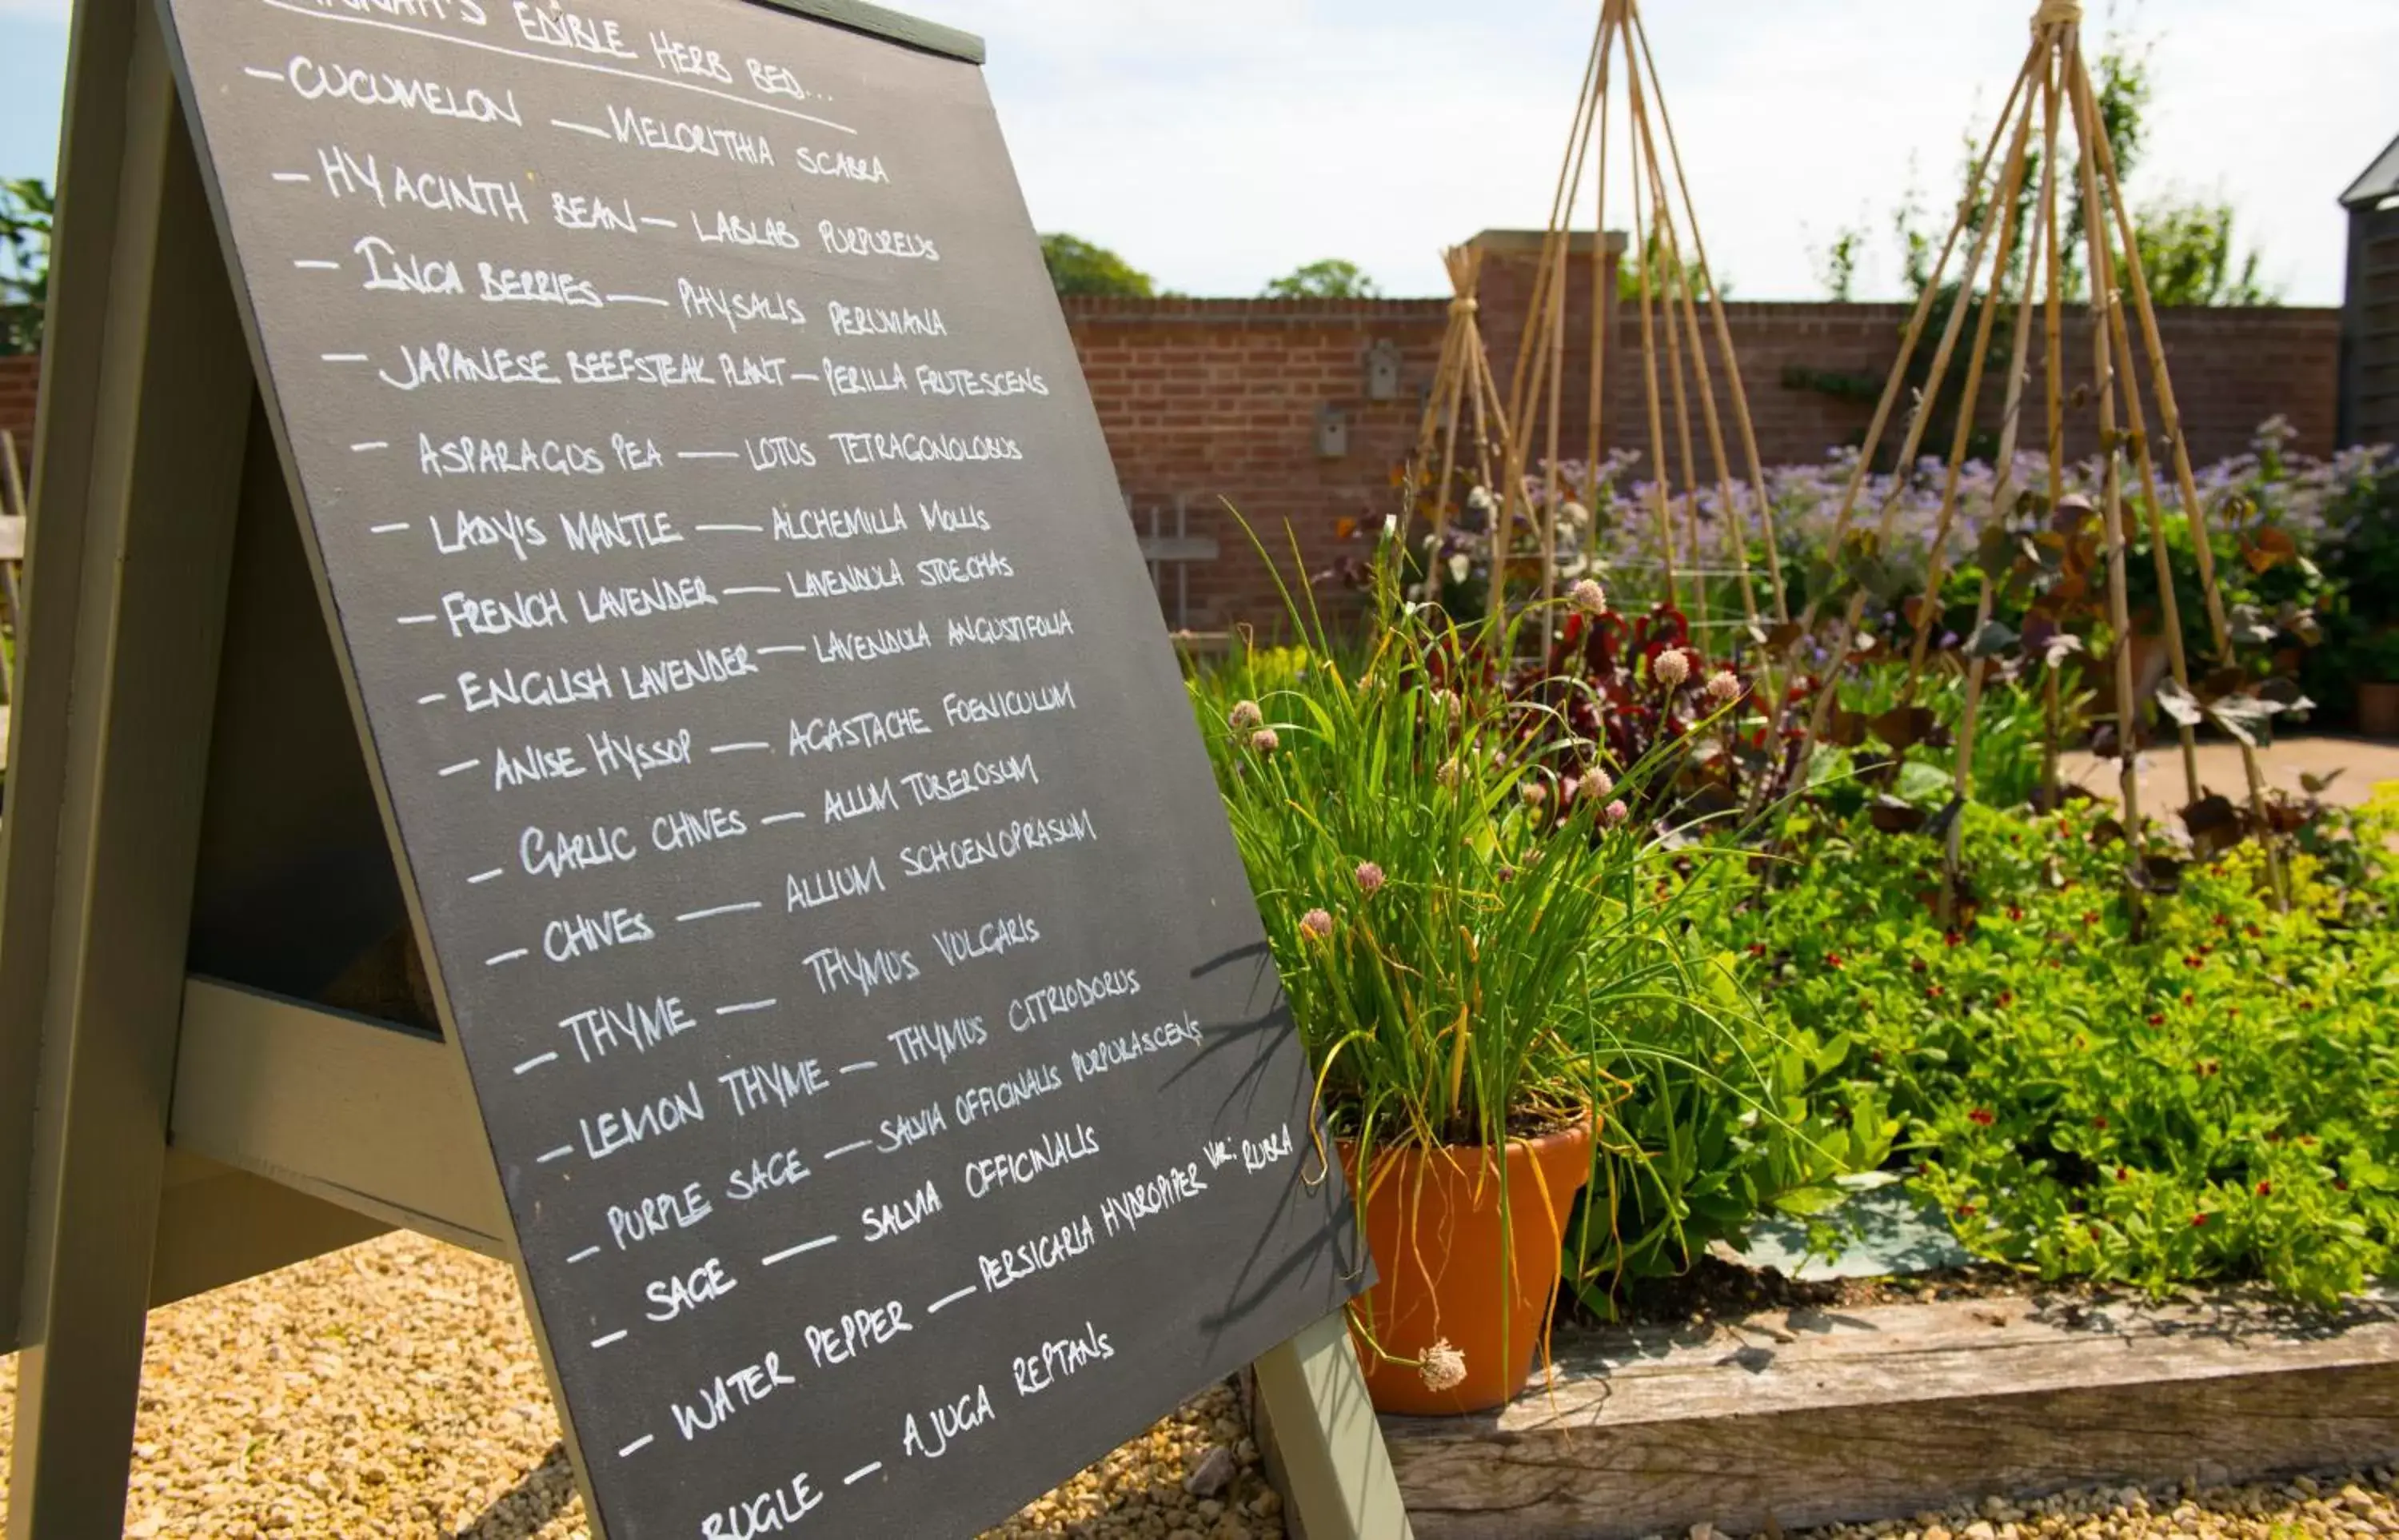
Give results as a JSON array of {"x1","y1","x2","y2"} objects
[
  {"x1": 2134, "y1": 194, "x2": 2279, "y2": 306},
  {"x1": 1040, "y1": 233, "x2": 1155, "y2": 298},
  {"x1": 0, "y1": 177, "x2": 53, "y2": 356},
  {"x1": 1793, "y1": 28, "x2": 2274, "y2": 463},
  {"x1": 1813, "y1": 225, "x2": 1863, "y2": 302},
  {"x1": 1616, "y1": 229, "x2": 1728, "y2": 303},
  {"x1": 1262, "y1": 259, "x2": 1380, "y2": 300}
]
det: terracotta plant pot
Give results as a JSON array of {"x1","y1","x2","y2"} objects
[
  {"x1": 2359, "y1": 682, "x2": 2399, "y2": 740},
  {"x1": 1339, "y1": 1120, "x2": 1593, "y2": 1415}
]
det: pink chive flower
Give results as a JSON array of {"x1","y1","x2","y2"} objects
[
  {"x1": 1298, "y1": 908, "x2": 1335, "y2": 942},
  {"x1": 1249, "y1": 728, "x2": 1279, "y2": 754},
  {"x1": 1706, "y1": 670, "x2": 1742, "y2": 706},
  {"x1": 1229, "y1": 700, "x2": 1263, "y2": 731},
  {"x1": 1579, "y1": 768, "x2": 1616, "y2": 803},
  {"x1": 1653, "y1": 650, "x2": 1690, "y2": 690},
  {"x1": 1569, "y1": 578, "x2": 1607, "y2": 616},
  {"x1": 1354, "y1": 861, "x2": 1386, "y2": 895},
  {"x1": 1603, "y1": 800, "x2": 1631, "y2": 827}
]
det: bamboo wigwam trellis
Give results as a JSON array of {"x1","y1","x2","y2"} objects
[
  {"x1": 1403, "y1": 246, "x2": 1515, "y2": 612},
  {"x1": 1491, "y1": 0, "x2": 1789, "y2": 653},
  {"x1": 1403, "y1": 0, "x2": 2293, "y2": 927},
  {"x1": 1787, "y1": 0, "x2": 2292, "y2": 920}
]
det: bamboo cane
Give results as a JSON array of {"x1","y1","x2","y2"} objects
[
  {"x1": 1414, "y1": 259, "x2": 1474, "y2": 603},
  {"x1": 1900, "y1": 85, "x2": 2039, "y2": 698},
  {"x1": 1786, "y1": 47, "x2": 2043, "y2": 800},
  {"x1": 2085, "y1": 193, "x2": 2205, "y2": 807},
  {"x1": 1642, "y1": 130, "x2": 1707, "y2": 619},
  {"x1": 1505, "y1": 5, "x2": 1610, "y2": 437},
  {"x1": 2038, "y1": 30, "x2": 2069, "y2": 808},
  {"x1": 2077, "y1": 60, "x2": 2289, "y2": 908},
  {"x1": 1409, "y1": 260, "x2": 1468, "y2": 480},
  {"x1": 1941, "y1": 46, "x2": 2062, "y2": 924},
  {"x1": 1484, "y1": 19, "x2": 1604, "y2": 638},
  {"x1": 1619, "y1": 59, "x2": 1706, "y2": 616},
  {"x1": 1501, "y1": 2, "x2": 1611, "y2": 478},
  {"x1": 1632, "y1": 86, "x2": 1758, "y2": 645},
  {"x1": 1540, "y1": 205, "x2": 1570, "y2": 652},
  {"x1": 1623, "y1": 85, "x2": 1679, "y2": 611},
  {"x1": 2066, "y1": 30, "x2": 2149, "y2": 929},
  {"x1": 1629, "y1": 9, "x2": 1786, "y2": 624},
  {"x1": 1584, "y1": 76, "x2": 1612, "y2": 525},
  {"x1": 1806, "y1": 42, "x2": 2042, "y2": 568}
]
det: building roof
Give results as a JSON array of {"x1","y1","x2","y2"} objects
[{"x1": 2341, "y1": 129, "x2": 2399, "y2": 209}]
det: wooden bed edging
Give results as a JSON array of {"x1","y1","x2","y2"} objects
[{"x1": 1379, "y1": 1290, "x2": 2399, "y2": 1538}]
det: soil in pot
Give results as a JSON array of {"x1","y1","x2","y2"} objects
[{"x1": 1341, "y1": 1119, "x2": 1591, "y2": 1415}]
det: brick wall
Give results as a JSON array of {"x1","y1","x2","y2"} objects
[
  {"x1": 0, "y1": 353, "x2": 37, "y2": 485},
  {"x1": 1602, "y1": 301, "x2": 2342, "y2": 473},
  {"x1": 1065, "y1": 245, "x2": 2342, "y2": 631},
  {"x1": 0, "y1": 259, "x2": 2343, "y2": 634},
  {"x1": 1063, "y1": 296, "x2": 1451, "y2": 637}
]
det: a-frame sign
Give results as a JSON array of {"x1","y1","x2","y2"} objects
[{"x1": 0, "y1": 1, "x2": 1412, "y2": 1535}]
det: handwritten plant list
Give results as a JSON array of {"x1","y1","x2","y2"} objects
[{"x1": 155, "y1": 1, "x2": 1363, "y2": 1534}]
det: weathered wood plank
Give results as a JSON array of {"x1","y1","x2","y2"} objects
[
  {"x1": 3, "y1": 10, "x2": 257, "y2": 1530},
  {"x1": 170, "y1": 978, "x2": 510, "y2": 1259},
  {"x1": 1383, "y1": 1293, "x2": 2399, "y2": 1538}
]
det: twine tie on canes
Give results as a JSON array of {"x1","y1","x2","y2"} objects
[
  {"x1": 2032, "y1": 0, "x2": 2082, "y2": 30},
  {"x1": 1449, "y1": 297, "x2": 1479, "y2": 317}
]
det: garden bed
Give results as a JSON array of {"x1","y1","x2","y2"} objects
[{"x1": 1378, "y1": 1286, "x2": 2399, "y2": 1539}]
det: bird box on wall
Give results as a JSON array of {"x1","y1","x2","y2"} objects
[{"x1": 1316, "y1": 404, "x2": 1349, "y2": 458}]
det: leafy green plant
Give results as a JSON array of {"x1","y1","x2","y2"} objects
[
  {"x1": 1703, "y1": 792, "x2": 2399, "y2": 1307},
  {"x1": 0, "y1": 176, "x2": 51, "y2": 356},
  {"x1": 1195, "y1": 531, "x2": 1716, "y2": 1154},
  {"x1": 1038, "y1": 232, "x2": 1155, "y2": 298},
  {"x1": 1261, "y1": 259, "x2": 1381, "y2": 301},
  {"x1": 1192, "y1": 526, "x2": 1870, "y2": 1331},
  {"x1": 1571, "y1": 1017, "x2": 1895, "y2": 1307},
  {"x1": 2303, "y1": 465, "x2": 2399, "y2": 716}
]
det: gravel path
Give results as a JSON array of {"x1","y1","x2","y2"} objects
[
  {"x1": 0, "y1": 1231, "x2": 1284, "y2": 1539},
  {"x1": 1784, "y1": 1468, "x2": 2399, "y2": 1539},
  {"x1": 2, "y1": 1231, "x2": 2389, "y2": 1538}
]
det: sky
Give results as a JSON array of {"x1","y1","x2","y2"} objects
[{"x1": 1, "y1": 0, "x2": 2392, "y2": 302}]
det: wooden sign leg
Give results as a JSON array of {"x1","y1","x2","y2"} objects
[
  {"x1": 1251, "y1": 1311, "x2": 1415, "y2": 1540},
  {"x1": 3, "y1": 6, "x2": 255, "y2": 1534}
]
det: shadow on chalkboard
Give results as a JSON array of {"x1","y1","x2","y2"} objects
[
  {"x1": 1197, "y1": 1196, "x2": 1368, "y2": 1349},
  {"x1": 1180, "y1": 938, "x2": 1303, "y2": 1114},
  {"x1": 1187, "y1": 940, "x2": 1375, "y2": 1342},
  {"x1": 183, "y1": 396, "x2": 434, "y2": 1033}
]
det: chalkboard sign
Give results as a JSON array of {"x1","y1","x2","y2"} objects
[{"x1": 151, "y1": 1, "x2": 1362, "y2": 1534}]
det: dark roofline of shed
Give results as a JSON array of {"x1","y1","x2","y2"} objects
[{"x1": 2340, "y1": 128, "x2": 2399, "y2": 209}]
